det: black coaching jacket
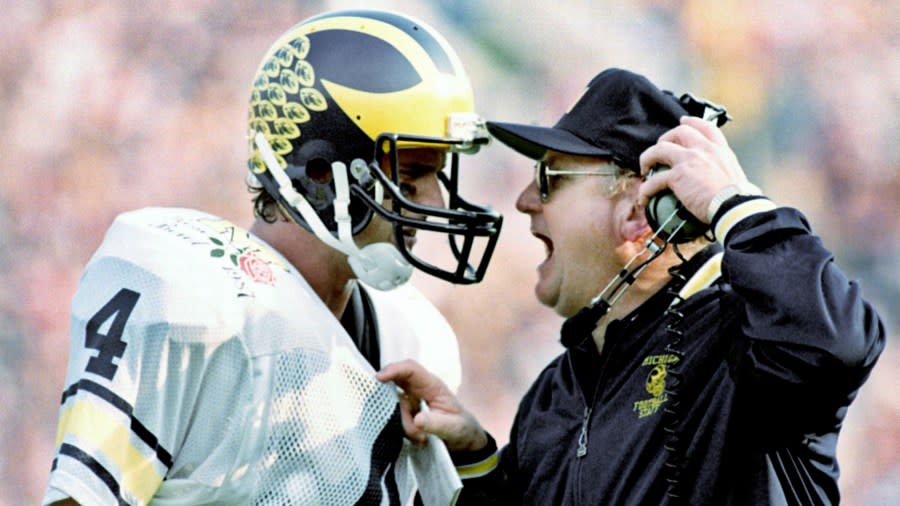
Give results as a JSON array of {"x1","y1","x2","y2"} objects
[{"x1": 452, "y1": 196, "x2": 885, "y2": 505}]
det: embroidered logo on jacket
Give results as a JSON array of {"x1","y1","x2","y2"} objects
[{"x1": 633, "y1": 354, "x2": 680, "y2": 418}]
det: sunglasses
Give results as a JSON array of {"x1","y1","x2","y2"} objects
[{"x1": 534, "y1": 161, "x2": 625, "y2": 202}]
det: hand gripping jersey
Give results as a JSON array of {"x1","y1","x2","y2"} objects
[{"x1": 43, "y1": 207, "x2": 461, "y2": 505}]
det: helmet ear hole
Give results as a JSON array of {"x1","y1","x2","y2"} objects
[{"x1": 305, "y1": 158, "x2": 333, "y2": 184}]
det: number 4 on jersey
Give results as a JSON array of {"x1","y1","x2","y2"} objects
[{"x1": 85, "y1": 288, "x2": 140, "y2": 380}]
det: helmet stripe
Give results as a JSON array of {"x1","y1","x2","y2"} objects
[{"x1": 301, "y1": 10, "x2": 457, "y2": 74}]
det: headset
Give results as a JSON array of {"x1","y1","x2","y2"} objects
[
  {"x1": 644, "y1": 94, "x2": 731, "y2": 244},
  {"x1": 644, "y1": 165, "x2": 708, "y2": 244},
  {"x1": 584, "y1": 95, "x2": 732, "y2": 318}
]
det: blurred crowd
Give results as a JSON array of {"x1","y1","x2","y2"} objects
[{"x1": 1, "y1": 0, "x2": 896, "y2": 504}]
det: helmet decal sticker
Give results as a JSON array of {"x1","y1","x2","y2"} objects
[{"x1": 249, "y1": 33, "x2": 321, "y2": 174}]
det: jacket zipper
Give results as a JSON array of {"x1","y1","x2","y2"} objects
[
  {"x1": 576, "y1": 406, "x2": 592, "y2": 458},
  {"x1": 571, "y1": 325, "x2": 621, "y2": 460},
  {"x1": 570, "y1": 352, "x2": 606, "y2": 460},
  {"x1": 569, "y1": 329, "x2": 620, "y2": 505},
  {"x1": 572, "y1": 357, "x2": 606, "y2": 505}
]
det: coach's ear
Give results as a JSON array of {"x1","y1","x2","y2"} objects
[
  {"x1": 613, "y1": 197, "x2": 652, "y2": 264},
  {"x1": 619, "y1": 197, "x2": 651, "y2": 244}
]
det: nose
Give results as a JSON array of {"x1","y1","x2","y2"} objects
[
  {"x1": 418, "y1": 175, "x2": 445, "y2": 209},
  {"x1": 515, "y1": 178, "x2": 541, "y2": 214}
]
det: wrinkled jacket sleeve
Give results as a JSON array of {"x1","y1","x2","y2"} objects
[
  {"x1": 450, "y1": 430, "x2": 522, "y2": 505},
  {"x1": 713, "y1": 196, "x2": 885, "y2": 422}
]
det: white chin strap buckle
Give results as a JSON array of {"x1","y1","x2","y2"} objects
[{"x1": 349, "y1": 242, "x2": 414, "y2": 291}]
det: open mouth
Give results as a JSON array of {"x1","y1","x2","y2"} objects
[{"x1": 533, "y1": 231, "x2": 553, "y2": 261}]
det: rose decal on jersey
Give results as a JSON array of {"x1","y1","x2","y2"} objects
[
  {"x1": 209, "y1": 236, "x2": 280, "y2": 286},
  {"x1": 156, "y1": 216, "x2": 290, "y2": 296},
  {"x1": 238, "y1": 251, "x2": 275, "y2": 285}
]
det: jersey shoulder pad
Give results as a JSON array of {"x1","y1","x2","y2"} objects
[
  {"x1": 364, "y1": 282, "x2": 461, "y2": 392},
  {"x1": 79, "y1": 208, "x2": 295, "y2": 343}
]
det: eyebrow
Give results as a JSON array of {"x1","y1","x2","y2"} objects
[{"x1": 400, "y1": 161, "x2": 443, "y2": 176}]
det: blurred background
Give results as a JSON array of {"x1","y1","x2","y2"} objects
[{"x1": 1, "y1": 0, "x2": 897, "y2": 504}]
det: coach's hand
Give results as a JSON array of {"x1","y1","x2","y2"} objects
[
  {"x1": 638, "y1": 116, "x2": 754, "y2": 224},
  {"x1": 377, "y1": 359, "x2": 488, "y2": 452}
]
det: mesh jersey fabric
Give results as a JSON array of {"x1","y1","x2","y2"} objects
[{"x1": 42, "y1": 207, "x2": 461, "y2": 506}]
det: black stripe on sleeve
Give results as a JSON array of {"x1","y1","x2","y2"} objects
[
  {"x1": 59, "y1": 379, "x2": 174, "y2": 468},
  {"x1": 59, "y1": 443, "x2": 129, "y2": 506}
]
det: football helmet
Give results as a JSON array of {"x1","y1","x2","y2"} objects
[{"x1": 247, "y1": 10, "x2": 502, "y2": 289}]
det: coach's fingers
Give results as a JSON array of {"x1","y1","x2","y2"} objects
[
  {"x1": 377, "y1": 359, "x2": 449, "y2": 402},
  {"x1": 655, "y1": 119, "x2": 711, "y2": 150},
  {"x1": 638, "y1": 138, "x2": 687, "y2": 177},
  {"x1": 414, "y1": 407, "x2": 489, "y2": 453},
  {"x1": 379, "y1": 359, "x2": 489, "y2": 452},
  {"x1": 396, "y1": 391, "x2": 428, "y2": 445},
  {"x1": 636, "y1": 162, "x2": 674, "y2": 208},
  {"x1": 679, "y1": 115, "x2": 729, "y2": 145}
]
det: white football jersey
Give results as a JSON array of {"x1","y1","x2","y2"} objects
[{"x1": 42, "y1": 208, "x2": 461, "y2": 506}]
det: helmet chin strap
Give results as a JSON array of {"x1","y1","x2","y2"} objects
[{"x1": 253, "y1": 132, "x2": 413, "y2": 290}]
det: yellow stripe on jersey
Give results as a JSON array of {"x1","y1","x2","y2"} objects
[
  {"x1": 57, "y1": 399, "x2": 165, "y2": 504},
  {"x1": 674, "y1": 252, "x2": 724, "y2": 304},
  {"x1": 714, "y1": 198, "x2": 778, "y2": 243},
  {"x1": 456, "y1": 451, "x2": 499, "y2": 479}
]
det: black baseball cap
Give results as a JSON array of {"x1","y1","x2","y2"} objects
[{"x1": 486, "y1": 68, "x2": 729, "y2": 173}]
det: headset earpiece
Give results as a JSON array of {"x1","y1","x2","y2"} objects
[{"x1": 645, "y1": 165, "x2": 708, "y2": 243}]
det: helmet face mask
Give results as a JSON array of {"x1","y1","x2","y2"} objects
[
  {"x1": 247, "y1": 10, "x2": 502, "y2": 286},
  {"x1": 360, "y1": 133, "x2": 501, "y2": 283}
]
